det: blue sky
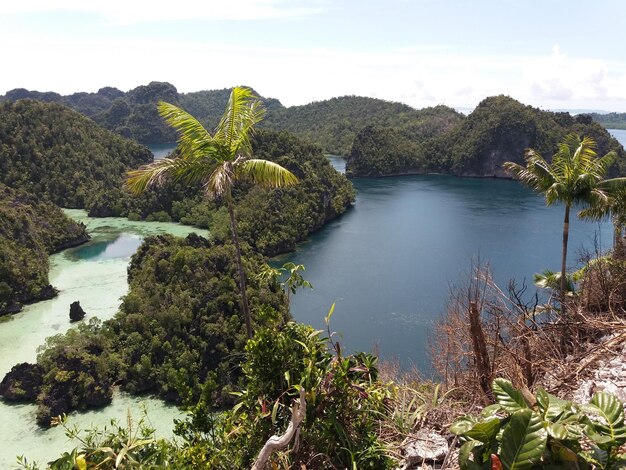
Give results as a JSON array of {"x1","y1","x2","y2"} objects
[{"x1": 2, "y1": 0, "x2": 626, "y2": 111}]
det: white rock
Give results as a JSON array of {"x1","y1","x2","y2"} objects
[{"x1": 403, "y1": 431, "x2": 449, "y2": 464}]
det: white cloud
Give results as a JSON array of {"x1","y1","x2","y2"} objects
[
  {"x1": 2, "y1": 33, "x2": 626, "y2": 112},
  {"x1": 0, "y1": 0, "x2": 324, "y2": 24},
  {"x1": 523, "y1": 44, "x2": 626, "y2": 106}
]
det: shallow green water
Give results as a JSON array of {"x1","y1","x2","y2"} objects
[{"x1": 0, "y1": 211, "x2": 202, "y2": 468}]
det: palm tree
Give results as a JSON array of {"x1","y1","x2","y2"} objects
[
  {"x1": 126, "y1": 87, "x2": 298, "y2": 339},
  {"x1": 579, "y1": 187, "x2": 626, "y2": 258},
  {"x1": 504, "y1": 134, "x2": 622, "y2": 298}
]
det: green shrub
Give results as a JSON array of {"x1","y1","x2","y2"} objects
[{"x1": 451, "y1": 378, "x2": 626, "y2": 469}]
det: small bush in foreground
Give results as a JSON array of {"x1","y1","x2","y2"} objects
[{"x1": 451, "y1": 378, "x2": 626, "y2": 469}]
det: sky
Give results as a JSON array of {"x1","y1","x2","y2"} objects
[{"x1": 2, "y1": 0, "x2": 626, "y2": 112}]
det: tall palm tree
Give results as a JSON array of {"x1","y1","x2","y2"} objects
[
  {"x1": 504, "y1": 134, "x2": 621, "y2": 298},
  {"x1": 126, "y1": 87, "x2": 298, "y2": 339}
]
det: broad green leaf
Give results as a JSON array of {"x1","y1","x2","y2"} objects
[
  {"x1": 536, "y1": 388, "x2": 549, "y2": 414},
  {"x1": 550, "y1": 441, "x2": 579, "y2": 463},
  {"x1": 500, "y1": 409, "x2": 547, "y2": 469},
  {"x1": 480, "y1": 404, "x2": 503, "y2": 418},
  {"x1": 458, "y1": 440, "x2": 484, "y2": 470},
  {"x1": 493, "y1": 378, "x2": 529, "y2": 412},
  {"x1": 547, "y1": 422, "x2": 567, "y2": 440},
  {"x1": 585, "y1": 392, "x2": 626, "y2": 446},
  {"x1": 465, "y1": 418, "x2": 501, "y2": 443},
  {"x1": 271, "y1": 400, "x2": 279, "y2": 424},
  {"x1": 451, "y1": 416, "x2": 477, "y2": 435}
]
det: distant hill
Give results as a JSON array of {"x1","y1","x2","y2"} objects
[
  {"x1": 0, "y1": 83, "x2": 463, "y2": 155},
  {"x1": 263, "y1": 96, "x2": 463, "y2": 155},
  {"x1": 0, "y1": 184, "x2": 89, "y2": 315},
  {"x1": 0, "y1": 99, "x2": 152, "y2": 210},
  {"x1": 347, "y1": 95, "x2": 626, "y2": 178},
  {"x1": 589, "y1": 112, "x2": 626, "y2": 130}
]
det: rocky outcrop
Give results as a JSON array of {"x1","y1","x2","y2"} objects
[
  {"x1": 69, "y1": 301, "x2": 86, "y2": 322},
  {"x1": 0, "y1": 363, "x2": 44, "y2": 401}
]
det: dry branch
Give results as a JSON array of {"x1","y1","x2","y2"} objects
[{"x1": 251, "y1": 387, "x2": 307, "y2": 470}]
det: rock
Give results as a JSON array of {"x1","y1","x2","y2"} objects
[
  {"x1": 402, "y1": 430, "x2": 449, "y2": 466},
  {"x1": 38, "y1": 284, "x2": 57, "y2": 301},
  {"x1": 69, "y1": 301, "x2": 86, "y2": 322},
  {"x1": 0, "y1": 362, "x2": 44, "y2": 402}
]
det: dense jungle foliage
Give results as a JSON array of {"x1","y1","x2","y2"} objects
[
  {"x1": 0, "y1": 100, "x2": 152, "y2": 209},
  {"x1": 347, "y1": 95, "x2": 626, "y2": 177},
  {"x1": 1, "y1": 84, "x2": 462, "y2": 156},
  {"x1": 94, "y1": 129, "x2": 355, "y2": 256},
  {"x1": 0, "y1": 184, "x2": 88, "y2": 315},
  {"x1": 21, "y1": 321, "x2": 395, "y2": 469},
  {"x1": 0, "y1": 234, "x2": 289, "y2": 425},
  {"x1": 589, "y1": 112, "x2": 626, "y2": 130}
]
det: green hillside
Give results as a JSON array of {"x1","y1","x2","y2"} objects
[
  {"x1": 589, "y1": 112, "x2": 626, "y2": 130},
  {"x1": 0, "y1": 100, "x2": 152, "y2": 211},
  {"x1": 1, "y1": 84, "x2": 462, "y2": 156},
  {"x1": 0, "y1": 184, "x2": 88, "y2": 315}
]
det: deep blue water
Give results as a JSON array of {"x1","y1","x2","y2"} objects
[
  {"x1": 147, "y1": 143, "x2": 176, "y2": 160},
  {"x1": 281, "y1": 131, "x2": 626, "y2": 372}
]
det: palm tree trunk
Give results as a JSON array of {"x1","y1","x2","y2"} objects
[
  {"x1": 225, "y1": 194, "x2": 253, "y2": 339},
  {"x1": 559, "y1": 204, "x2": 572, "y2": 353},
  {"x1": 614, "y1": 220, "x2": 625, "y2": 260},
  {"x1": 560, "y1": 204, "x2": 570, "y2": 298}
]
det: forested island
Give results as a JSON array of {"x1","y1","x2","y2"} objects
[
  {"x1": 589, "y1": 111, "x2": 626, "y2": 130},
  {"x1": 346, "y1": 95, "x2": 626, "y2": 177},
  {"x1": 3, "y1": 86, "x2": 626, "y2": 469}
]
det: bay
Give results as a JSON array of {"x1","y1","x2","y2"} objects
[{"x1": 282, "y1": 131, "x2": 626, "y2": 371}]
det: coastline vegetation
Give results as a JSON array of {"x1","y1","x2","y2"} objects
[
  {"x1": 0, "y1": 183, "x2": 89, "y2": 315},
  {"x1": 3, "y1": 86, "x2": 626, "y2": 468}
]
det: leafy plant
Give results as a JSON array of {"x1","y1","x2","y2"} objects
[
  {"x1": 17, "y1": 410, "x2": 173, "y2": 469},
  {"x1": 451, "y1": 378, "x2": 626, "y2": 469}
]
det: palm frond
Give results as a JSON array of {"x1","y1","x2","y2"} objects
[
  {"x1": 126, "y1": 156, "x2": 210, "y2": 194},
  {"x1": 587, "y1": 151, "x2": 615, "y2": 180},
  {"x1": 598, "y1": 177, "x2": 626, "y2": 193},
  {"x1": 579, "y1": 203, "x2": 611, "y2": 222},
  {"x1": 237, "y1": 159, "x2": 299, "y2": 189},
  {"x1": 215, "y1": 87, "x2": 266, "y2": 156},
  {"x1": 158, "y1": 101, "x2": 220, "y2": 160}
]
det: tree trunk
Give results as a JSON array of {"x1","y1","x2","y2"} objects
[
  {"x1": 225, "y1": 194, "x2": 253, "y2": 339},
  {"x1": 560, "y1": 205, "x2": 570, "y2": 301},
  {"x1": 614, "y1": 221, "x2": 625, "y2": 260},
  {"x1": 560, "y1": 204, "x2": 571, "y2": 352}
]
